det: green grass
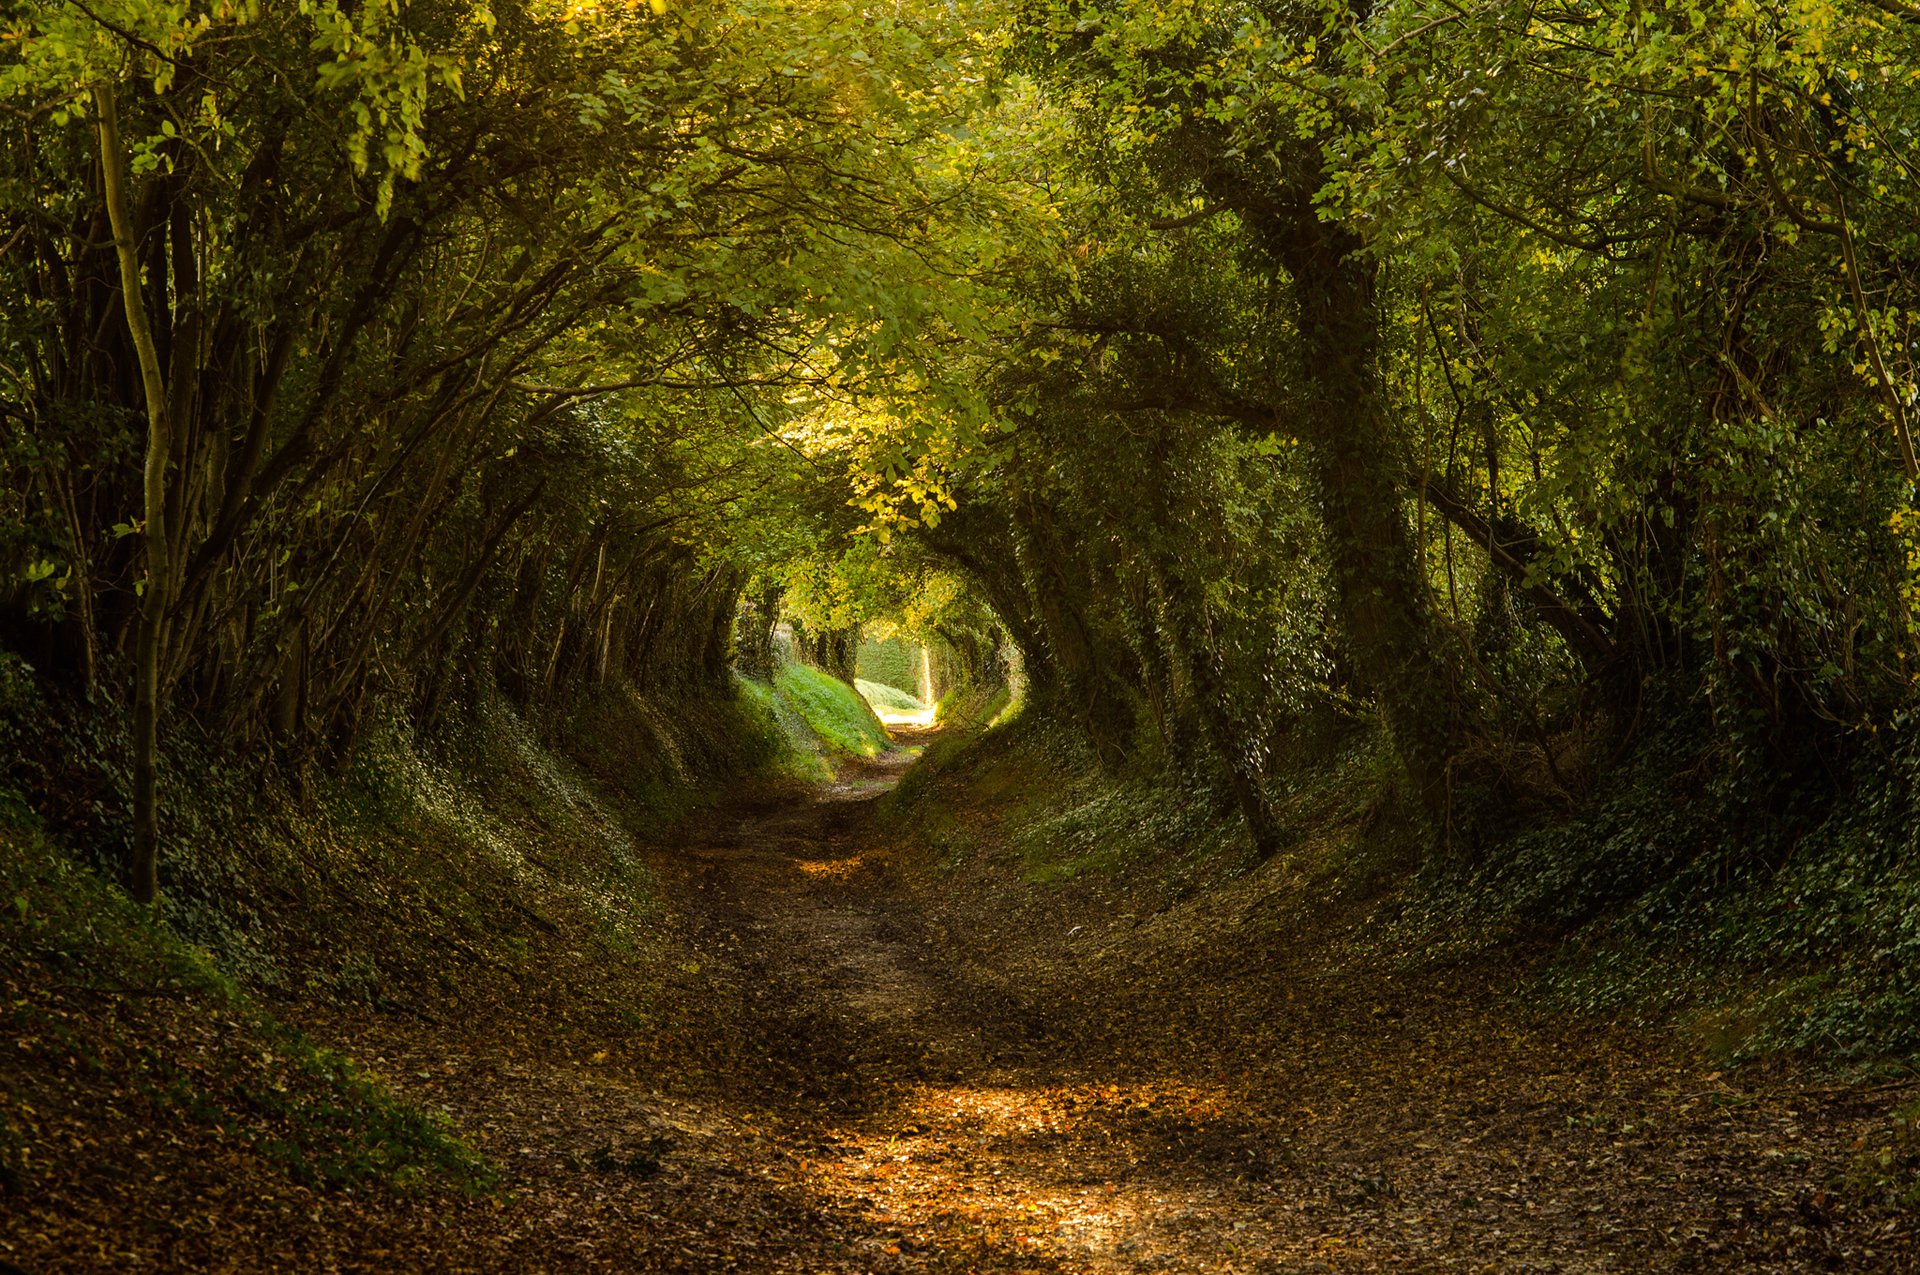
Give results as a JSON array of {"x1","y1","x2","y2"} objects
[
  {"x1": 736, "y1": 674, "x2": 834, "y2": 781},
  {"x1": 773, "y1": 662, "x2": 891, "y2": 758},
  {"x1": 856, "y1": 678, "x2": 924, "y2": 713}
]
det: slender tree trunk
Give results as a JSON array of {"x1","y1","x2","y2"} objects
[
  {"x1": 55, "y1": 471, "x2": 101, "y2": 697},
  {"x1": 96, "y1": 84, "x2": 169, "y2": 905}
]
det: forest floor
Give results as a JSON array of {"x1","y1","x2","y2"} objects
[{"x1": 11, "y1": 734, "x2": 1920, "y2": 1272}]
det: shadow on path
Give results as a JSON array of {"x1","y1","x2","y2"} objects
[{"x1": 262, "y1": 734, "x2": 1919, "y2": 1273}]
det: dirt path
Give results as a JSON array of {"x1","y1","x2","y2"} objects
[
  {"x1": 650, "y1": 748, "x2": 1289, "y2": 1273},
  {"x1": 569, "y1": 746, "x2": 1912, "y2": 1273},
  {"x1": 667, "y1": 765, "x2": 1297, "y2": 1272},
  {"x1": 14, "y1": 740, "x2": 1912, "y2": 1273},
  {"x1": 303, "y1": 745, "x2": 1916, "y2": 1273}
]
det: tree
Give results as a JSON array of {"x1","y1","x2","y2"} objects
[{"x1": 0, "y1": 0, "x2": 1004, "y2": 892}]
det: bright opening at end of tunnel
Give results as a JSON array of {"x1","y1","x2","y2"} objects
[
  {"x1": 873, "y1": 698, "x2": 937, "y2": 728},
  {"x1": 856, "y1": 635, "x2": 939, "y2": 727},
  {"x1": 859, "y1": 682, "x2": 937, "y2": 728}
]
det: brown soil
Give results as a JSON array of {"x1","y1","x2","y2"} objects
[{"x1": 6, "y1": 740, "x2": 1918, "y2": 1272}]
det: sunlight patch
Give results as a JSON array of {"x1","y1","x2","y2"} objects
[
  {"x1": 795, "y1": 854, "x2": 869, "y2": 880},
  {"x1": 798, "y1": 1079, "x2": 1251, "y2": 1266}
]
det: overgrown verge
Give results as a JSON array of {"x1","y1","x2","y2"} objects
[
  {"x1": 1417, "y1": 715, "x2": 1920, "y2": 1064},
  {"x1": 888, "y1": 700, "x2": 1920, "y2": 1071},
  {"x1": 0, "y1": 653, "x2": 808, "y2": 1260}
]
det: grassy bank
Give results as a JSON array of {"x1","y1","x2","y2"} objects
[
  {"x1": 0, "y1": 665, "x2": 809, "y2": 1259},
  {"x1": 760, "y1": 662, "x2": 891, "y2": 760},
  {"x1": 855, "y1": 678, "x2": 924, "y2": 715}
]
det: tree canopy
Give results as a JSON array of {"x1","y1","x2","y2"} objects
[{"x1": 7, "y1": 0, "x2": 1920, "y2": 889}]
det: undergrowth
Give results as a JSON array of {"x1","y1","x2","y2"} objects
[
  {"x1": 897, "y1": 690, "x2": 1920, "y2": 1072},
  {"x1": 0, "y1": 808, "x2": 492, "y2": 1200},
  {"x1": 1390, "y1": 708, "x2": 1920, "y2": 1065}
]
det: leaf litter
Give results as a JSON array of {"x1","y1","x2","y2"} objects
[{"x1": 4, "y1": 739, "x2": 1918, "y2": 1271}]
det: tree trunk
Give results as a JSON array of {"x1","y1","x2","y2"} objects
[
  {"x1": 820, "y1": 628, "x2": 859, "y2": 685},
  {"x1": 96, "y1": 84, "x2": 170, "y2": 905},
  {"x1": 1144, "y1": 437, "x2": 1281, "y2": 857},
  {"x1": 734, "y1": 580, "x2": 783, "y2": 680},
  {"x1": 1274, "y1": 214, "x2": 1463, "y2": 824},
  {"x1": 1012, "y1": 497, "x2": 1138, "y2": 765}
]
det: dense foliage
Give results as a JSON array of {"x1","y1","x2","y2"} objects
[
  {"x1": 7, "y1": 0, "x2": 1920, "y2": 935},
  {"x1": 0, "y1": 0, "x2": 986, "y2": 894},
  {"x1": 843, "y1": 0, "x2": 1920, "y2": 867}
]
